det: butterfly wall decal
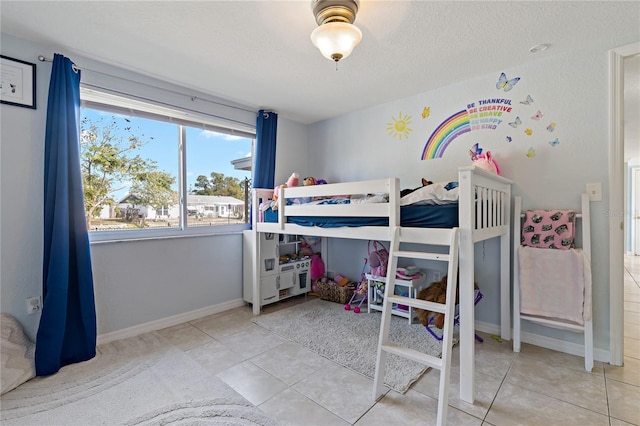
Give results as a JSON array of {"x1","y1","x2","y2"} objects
[
  {"x1": 496, "y1": 72, "x2": 520, "y2": 92},
  {"x1": 509, "y1": 116, "x2": 522, "y2": 128},
  {"x1": 547, "y1": 122, "x2": 557, "y2": 132},
  {"x1": 526, "y1": 147, "x2": 535, "y2": 158},
  {"x1": 549, "y1": 138, "x2": 560, "y2": 147},
  {"x1": 524, "y1": 128, "x2": 533, "y2": 136},
  {"x1": 531, "y1": 110, "x2": 543, "y2": 120},
  {"x1": 506, "y1": 136, "x2": 512, "y2": 143},
  {"x1": 422, "y1": 107, "x2": 430, "y2": 118},
  {"x1": 469, "y1": 142, "x2": 483, "y2": 160},
  {"x1": 520, "y1": 95, "x2": 534, "y2": 105}
]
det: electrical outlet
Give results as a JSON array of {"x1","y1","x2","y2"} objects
[{"x1": 26, "y1": 297, "x2": 41, "y2": 315}]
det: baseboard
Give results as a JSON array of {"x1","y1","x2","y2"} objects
[
  {"x1": 96, "y1": 298, "x2": 246, "y2": 345},
  {"x1": 474, "y1": 320, "x2": 610, "y2": 363}
]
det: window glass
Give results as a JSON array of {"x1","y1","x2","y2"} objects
[
  {"x1": 80, "y1": 92, "x2": 254, "y2": 237},
  {"x1": 185, "y1": 126, "x2": 252, "y2": 227}
]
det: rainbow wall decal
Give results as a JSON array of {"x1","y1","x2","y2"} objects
[{"x1": 421, "y1": 110, "x2": 471, "y2": 159}]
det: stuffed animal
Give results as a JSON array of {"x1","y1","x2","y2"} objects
[
  {"x1": 287, "y1": 172, "x2": 300, "y2": 188},
  {"x1": 415, "y1": 275, "x2": 479, "y2": 329},
  {"x1": 303, "y1": 177, "x2": 329, "y2": 201},
  {"x1": 471, "y1": 151, "x2": 501, "y2": 175},
  {"x1": 401, "y1": 178, "x2": 433, "y2": 198},
  {"x1": 270, "y1": 184, "x2": 286, "y2": 210},
  {"x1": 310, "y1": 253, "x2": 325, "y2": 281}
]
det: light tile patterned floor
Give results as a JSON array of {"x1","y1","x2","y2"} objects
[{"x1": 155, "y1": 256, "x2": 640, "y2": 425}]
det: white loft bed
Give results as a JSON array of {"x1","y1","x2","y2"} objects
[{"x1": 247, "y1": 165, "x2": 512, "y2": 403}]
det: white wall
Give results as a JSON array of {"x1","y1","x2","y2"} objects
[
  {"x1": 0, "y1": 31, "x2": 624, "y2": 355},
  {"x1": 308, "y1": 47, "x2": 615, "y2": 353},
  {"x1": 275, "y1": 117, "x2": 309, "y2": 185},
  {"x1": 0, "y1": 33, "x2": 307, "y2": 340}
]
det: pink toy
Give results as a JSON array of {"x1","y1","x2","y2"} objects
[
  {"x1": 310, "y1": 254, "x2": 325, "y2": 281},
  {"x1": 344, "y1": 259, "x2": 369, "y2": 314},
  {"x1": 472, "y1": 151, "x2": 501, "y2": 175},
  {"x1": 270, "y1": 184, "x2": 286, "y2": 210},
  {"x1": 287, "y1": 172, "x2": 299, "y2": 188}
]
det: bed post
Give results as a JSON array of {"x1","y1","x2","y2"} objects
[
  {"x1": 251, "y1": 189, "x2": 261, "y2": 315},
  {"x1": 500, "y1": 185, "x2": 512, "y2": 341},
  {"x1": 457, "y1": 167, "x2": 475, "y2": 404},
  {"x1": 389, "y1": 177, "x2": 400, "y2": 229}
]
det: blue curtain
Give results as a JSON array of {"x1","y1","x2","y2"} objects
[
  {"x1": 253, "y1": 110, "x2": 278, "y2": 189},
  {"x1": 36, "y1": 54, "x2": 96, "y2": 376}
]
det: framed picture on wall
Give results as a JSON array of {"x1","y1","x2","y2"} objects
[{"x1": 1, "y1": 55, "x2": 36, "y2": 109}]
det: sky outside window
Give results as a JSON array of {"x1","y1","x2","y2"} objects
[{"x1": 81, "y1": 108, "x2": 252, "y2": 201}]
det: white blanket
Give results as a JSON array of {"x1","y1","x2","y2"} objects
[{"x1": 518, "y1": 246, "x2": 591, "y2": 325}]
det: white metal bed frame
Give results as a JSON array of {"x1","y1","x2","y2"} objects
[{"x1": 247, "y1": 165, "x2": 512, "y2": 403}]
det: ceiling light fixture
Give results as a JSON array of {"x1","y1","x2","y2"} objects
[{"x1": 310, "y1": 0, "x2": 362, "y2": 64}]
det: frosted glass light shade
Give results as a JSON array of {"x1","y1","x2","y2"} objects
[{"x1": 310, "y1": 22, "x2": 362, "y2": 62}]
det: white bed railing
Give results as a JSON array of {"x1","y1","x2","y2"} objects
[{"x1": 252, "y1": 177, "x2": 400, "y2": 241}]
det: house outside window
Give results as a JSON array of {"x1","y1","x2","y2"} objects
[{"x1": 80, "y1": 88, "x2": 254, "y2": 240}]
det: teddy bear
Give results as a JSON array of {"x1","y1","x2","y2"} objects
[{"x1": 415, "y1": 274, "x2": 479, "y2": 329}]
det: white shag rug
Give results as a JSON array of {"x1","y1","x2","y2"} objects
[
  {"x1": 0, "y1": 331, "x2": 276, "y2": 426},
  {"x1": 252, "y1": 298, "x2": 454, "y2": 393}
]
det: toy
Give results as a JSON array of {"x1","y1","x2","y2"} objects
[
  {"x1": 303, "y1": 176, "x2": 316, "y2": 186},
  {"x1": 344, "y1": 259, "x2": 368, "y2": 313},
  {"x1": 271, "y1": 173, "x2": 301, "y2": 210},
  {"x1": 287, "y1": 172, "x2": 299, "y2": 188},
  {"x1": 471, "y1": 151, "x2": 501, "y2": 175},
  {"x1": 310, "y1": 253, "x2": 325, "y2": 281},
  {"x1": 416, "y1": 275, "x2": 484, "y2": 342},
  {"x1": 400, "y1": 178, "x2": 433, "y2": 198},
  {"x1": 270, "y1": 184, "x2": 286, "y2": 210}
]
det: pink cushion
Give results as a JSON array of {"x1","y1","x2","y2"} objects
[{"x1": 522, "y1": 210, "x2": 576, "y2": 249}]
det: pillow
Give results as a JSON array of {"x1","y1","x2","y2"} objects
[
  {"x1": 400, "y1": 181, "x2": 459, "y2": 206},
  {"x1": 1, "y1": 313, "x2": 36, "y2": 395},
  {"x1": 521, "y1": 210, "x2": 576, "y2": 249}
]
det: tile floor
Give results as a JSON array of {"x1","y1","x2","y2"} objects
[{"x1": 156, "y1": 256, "x2": 640, "y2": 425}]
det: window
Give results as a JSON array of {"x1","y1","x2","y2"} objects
[{"x1": 80, "y1": 88, "x2": 254, "y2": 239}]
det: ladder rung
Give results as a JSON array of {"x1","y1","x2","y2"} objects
[
  {"x1": 387, "y1": 295, "x2": 446, "y2": 313},
  {"x1": 393, "y1": 250, "x2": 450, "y2": 262},
  {"x1": 381, "y1": 342, "x2": 443, "y2": 370}
]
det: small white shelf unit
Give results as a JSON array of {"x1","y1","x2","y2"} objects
[{"x1": 366, "y1": 272, "x2": 427, "y2": 323}]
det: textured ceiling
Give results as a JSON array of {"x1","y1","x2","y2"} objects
[{"x1": 1, "y1": 1, "x2": 639, "y2": 157}]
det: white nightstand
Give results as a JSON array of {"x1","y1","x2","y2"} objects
[{"x1": 366, "y1": 272, "x2": 427, "y2": 323}]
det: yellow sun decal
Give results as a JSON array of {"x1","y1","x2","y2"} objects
[{"x1": 387, "y1": 112, "x2": 413, "y2": 140}]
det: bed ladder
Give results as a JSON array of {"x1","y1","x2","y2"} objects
[{"x1": 373, "y1": 226, "x2": 459, "y2": 426}]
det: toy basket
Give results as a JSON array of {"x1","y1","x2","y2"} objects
[{"x1": 317, "y1": 280, "x2": 355, "y2": 304}]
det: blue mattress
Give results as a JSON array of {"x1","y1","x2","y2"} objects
[{"x1": 262, "y1": 203, "x2": 459, "y2": 228}]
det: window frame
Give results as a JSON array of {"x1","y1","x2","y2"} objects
[{"x1": 81, "y1": 87, "x2": 254, "y2": 243}]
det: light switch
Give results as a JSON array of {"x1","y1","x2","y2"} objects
[{"x1": 586, "y1": 183, "x2": 602, "y2": 201}]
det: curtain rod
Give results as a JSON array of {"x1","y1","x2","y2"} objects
[{"x1": 37, "y1": 55, "x2": 256, "y2": 115}]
